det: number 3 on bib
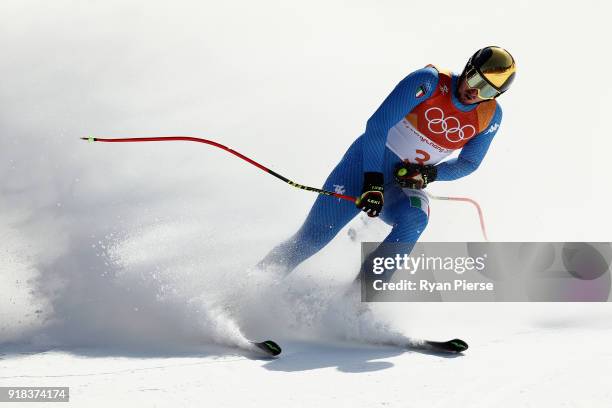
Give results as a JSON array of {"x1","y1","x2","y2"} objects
[{"x1": 414, "y1": 149, "x2": 431, "y2": 165}]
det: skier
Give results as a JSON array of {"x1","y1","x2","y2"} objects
[{"x1": 260, "y1": 46, "x2": 516, "y2": 277}]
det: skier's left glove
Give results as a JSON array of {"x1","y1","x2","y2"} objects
[
  {"x1": 394, "y1": 162, "x2": 437, "y2": 189},
  {"x1": 356, "y1": 172, "x2": 384, "y2": 217}
]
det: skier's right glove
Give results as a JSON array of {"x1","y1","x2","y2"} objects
[{"x1": 355, "y1": 172, "x2": 384, "y2": 217}]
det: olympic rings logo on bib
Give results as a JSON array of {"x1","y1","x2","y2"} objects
[{"x1": 424, "y1": 107, "x2": 476, "y2": 142}]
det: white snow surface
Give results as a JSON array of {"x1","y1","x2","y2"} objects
[{"x1": 2, "y1": 1, "x2": 612, "y2": 407}]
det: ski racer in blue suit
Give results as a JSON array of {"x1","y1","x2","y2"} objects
[{"x1": 260, "y1": 46, "x2": 516, "y2": 276}]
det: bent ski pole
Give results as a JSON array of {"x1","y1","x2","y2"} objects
[
  {"x1": 80, "y1": 136, "x2": 356, "y2": 202},
  {"x1": 424, "y1": 191, "x2": 489, "y2": 241},
  {"x1": 80, "y1": 136, "x2": 488, "y2": 240}
]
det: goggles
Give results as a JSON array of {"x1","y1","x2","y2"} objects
[{"x1": 463, "y1": 65, "x2": 502, "y2": 100}]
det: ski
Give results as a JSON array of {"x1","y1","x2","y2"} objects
[
  {"x1": 250, "y1": 340, "x2": 282, "y2": 357},
  {"x1": 411, "y1": 338, "x2": 469, "y2": 354},
  {"x1": 246, "y1": 338, "x2": 464, "y2": 356}
]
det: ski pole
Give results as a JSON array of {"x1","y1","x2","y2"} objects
[
  {"x1": 80, "y1": 136, "x2": 356, "y2": 202},
  {"x1": 80, "y1": 136, "x2": 489, "y2": 240},
  {"x1": 424, "y1": 191, "x2": 489, "y2": 241}
]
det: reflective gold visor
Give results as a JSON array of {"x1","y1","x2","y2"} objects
[{"x1": 465, "y1": 67, "x2": 501, "y2": 100}]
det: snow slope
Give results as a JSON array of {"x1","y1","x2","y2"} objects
[
  {"x1": 1, "y1": 0, "x2": 612, "y2": 407},
  {"x1": 2, "y1": 304, "x2": 612, "y2": 408}
]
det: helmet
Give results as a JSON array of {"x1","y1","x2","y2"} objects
[{"x1": 460, "y1": 46, "x2": 516, "y2": 100}]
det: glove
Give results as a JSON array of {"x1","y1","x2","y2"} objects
[
  {"x1": 355, "y1": 172, "x2": 384, "y2": 217},
  {"x1": 394, "y1": 161, "x2": 437, "y2": 189}
]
